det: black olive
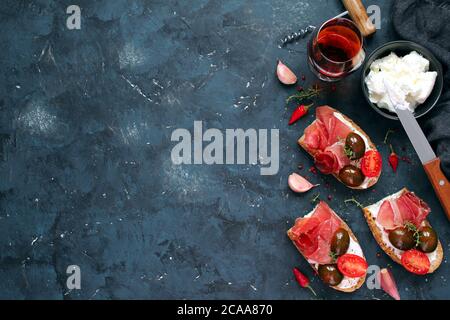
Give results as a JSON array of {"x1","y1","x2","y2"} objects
[
  {"x1": 338, "y1": 165, "x2": 364, "y2": 187},
  {"x1": 388, "y1": 227, "x2": 415, "y2": 250},
  {"x1": 330, "y1": 228, "x2": 350, "y2": 257},
  {"x1": 318, "y1": 264, "x2": 343, "y2": 286},
  {"x1": 345, "y1": 133, "x2": 366, "y2": 159},
  {"x1": 419, "y1": 226, "x2": 438, "y2": 253}
]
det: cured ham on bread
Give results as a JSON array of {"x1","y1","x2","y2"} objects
[
  {"x1": 376, "y1": 192, "x2": 430, "y2": 230},
  {"x1": 298, "y1": 106, "x2": 382, "y2": 189},
  {"x1": 363, "y1": 188, "x2": 443, "y2": 274},
  {"x1": 287, "y1": 201, "x2": 367, "y2": 292}
]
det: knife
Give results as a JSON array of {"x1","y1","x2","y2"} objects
[{"x1": 383, "y1": 79, "x2": 450, "y2": 220}]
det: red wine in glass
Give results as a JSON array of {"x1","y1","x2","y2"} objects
[{"x1": 308, "y1": 18, "x2": 365, "y2": 82}]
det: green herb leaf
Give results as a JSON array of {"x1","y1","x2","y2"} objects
[
  {"x1": 329, "y1": 251, "x2": 338, "y2": 263},
  {"x1": 404, "y1": 221, "x2": 417, "y2": 232},
  {"x1": 344, "y1": 197, "x2": 364, "y2": 209},
  {"x1": 384, "y1": 129, "x2": 395, "y2": 144},
  {"x1": 286, "y1": 87, "x2": 321, "y2": 105},
  {"x1": 404, "y1": 221, "x2": 421, "y2": 246},
  {"x1": 311, "y1": 193, "x2": 321, "y2": 204},
  {"x1": 344, "y1": 144, "x2": 355, "y2": 159}
]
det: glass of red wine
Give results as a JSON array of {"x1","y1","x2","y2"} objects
[{"x1": 308, "y1": 17, "x2": 365, "y2": 82}]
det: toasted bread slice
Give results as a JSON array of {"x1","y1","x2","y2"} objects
[
  {"x1": 287, "y1": 203, "x2": 366, "y2": 292},
  {"x1": 298, "y1": 106, "x2": 380, "y2": 190},
  {"x1": 363, "y1": 188, "x2": 443, "y2": 273}
]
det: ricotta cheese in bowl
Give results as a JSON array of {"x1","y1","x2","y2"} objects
[{"x1": 364, "y1": 51, "x2": 437, "y2": 113}]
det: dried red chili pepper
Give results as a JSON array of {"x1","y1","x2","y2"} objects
[
  {"x1": 293, "y1": 267, "x2": 316, "y2": 296},
  {"x1": 388, "y1": 145, "x2": 399, "y2": 173},
  {"x1": 289, "y1": 103, "x2": 313, "y2": 125}
]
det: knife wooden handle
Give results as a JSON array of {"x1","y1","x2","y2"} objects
[
  {"x1": 423, "y1": 158, "x2": 450, "y2": 220},
  {"x1": 341, "y1": 0, "x2": 376, "y2": 37}
]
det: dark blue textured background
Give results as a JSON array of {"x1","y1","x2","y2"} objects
[{"x1": 0, "y1": 0, "x2": 448, "y2": 299}]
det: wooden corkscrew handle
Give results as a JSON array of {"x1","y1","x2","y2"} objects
[
  {"x1": 423, "y1": 158, "x2": 450, "y2": 220},
  {"x1": 341, "y1": 0, "x2": 376, "y2": 37}
]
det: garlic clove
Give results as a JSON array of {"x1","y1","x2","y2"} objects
[
  {"x1": 276, "y1": 60, "x2": 298, "y2": 85},
  {"x1": 288, "y1": 173, "x2": 318, "y2": 193},
  {"x1": 379, "y1": 268, "x2": 401, "y2": 300}
]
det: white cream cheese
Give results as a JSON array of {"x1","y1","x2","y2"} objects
[{"x1": 365, "y1": 51, "x2": 437, "y2": 113}]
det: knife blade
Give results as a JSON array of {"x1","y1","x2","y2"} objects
[
  {"x1": 383, "y1": 79, "x2": 450, "y2": 220},
  {"x1": 396, "y1": 108, "x2": 436, "y2": 164},
  {"x1": 383, "y1": 80, "x2": 436, "y2": 164}
]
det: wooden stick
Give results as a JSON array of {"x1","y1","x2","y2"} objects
[
  {"x1": 341, "y1": 0, "x2": 376, "y2": 37},
  {"x1": 423, "y1": 158, "x2": 450, "y2": 220}
]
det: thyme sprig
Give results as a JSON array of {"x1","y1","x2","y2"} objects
[
  {"x1": 329, "y1": 251, "x2": 338, "y2": 263},
  {"x1": 286, "y1": 87, "x2": 321, "y2": 104},
  {"x1": 311, "y1": 193, "x2": 321, "y2": 204},
  {"x1": 384, "y1": 129, "x2": 395, "y2": 144},
  {"x1": 404, "y1": 221, "x2": 421, "y2": 247},
  {"x1": 344, "y1": 144, "x2": 355, "y2": 159},
  {"x1": 344, "y1": 197, "x2": 364, "y2": 209}
]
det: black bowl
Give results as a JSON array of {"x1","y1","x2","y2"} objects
[{"x1": 361, "y1": 41, "x2": 443, "y2": 120}]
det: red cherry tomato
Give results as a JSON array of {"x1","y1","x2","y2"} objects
[
  {"x1": 401, "y1": 249, "x2": 430, "y2": 275},
  {"x1": 336, "y1": 254, "x2": 368, "y2": 278},
  {"x1": 361, "y1": 150, "x2": 382, "y2": 178}
]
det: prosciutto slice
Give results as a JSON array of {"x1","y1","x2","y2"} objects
[
  {"x1": 397, "y1": 192, "x2": 431, "y2": 227},
  {"x1": 314, "y1": 142, "x2": 351, "y2": 174},
  {"x1": 290, "y1": 202, "x2": 341, "y2": 264},
  {"x1": 304, "y1": 120, "x2": 329, "y2": 152},
  {"x1": 376, "y1": 200, "x2": 402, "y2": 230},
  {"x1": 303, "y1": 106, "x2": 352, "y2": 173},
  {"x1": 316, "y1": 106, "x2": 352, "y2": 145},
  {"x1": 377, "y1": 191, "x2": 431, "y2": 230}
]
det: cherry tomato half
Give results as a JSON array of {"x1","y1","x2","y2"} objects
[
  {"x1": 401, "y1": 249, "x2": 430, "y2": 275},
  {"x1": 336, "y1": 254, "x2": 368, "y2": 278},
  {"x1": 361, "y1": 150, "x2": 382, "y2": 178}
]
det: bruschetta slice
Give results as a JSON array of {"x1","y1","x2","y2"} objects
[
  {"x1": 363, "y1": 188, "x2": 443, "y2": 274},
  {"x1": 287, "y1": 201, "x2": 367, "y2": 292},
  {"x1": 298, "y1": 106, "x2": 381, "y2": 189}
]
